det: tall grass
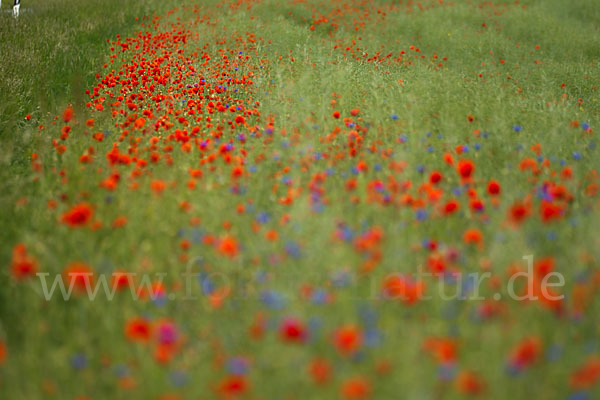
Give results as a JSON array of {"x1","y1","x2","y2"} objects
[{"x1": 0, "y1": 0, "x2": 599, "y2": 398}]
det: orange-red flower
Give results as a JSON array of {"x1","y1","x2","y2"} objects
[
  {"x1": 280, "y1": 317, "x2": 307, "y2": 343},
  {"x1": 218, "y1": 375, "x2": 248, "y2": 396},
  {"x1": 382, "y1": 274, "x2": 426, "y2": 304},
  {"x1": 430, "y1": 170, "x2": 442, "y2": 184},
  {"x1": 63, "y1": 262, "x2": 94, "y2": 293},
  {"x1": 10, "y1": 243, "x2": 38, "y2": 280},
  {"x1": 455, "y1": 370, "x2": 486, "y2": 395},
  {"x1": 508, "y1": 199, "x2": 531, "y2": 224},
  {"x1": 570, "y1": 356, "x2": 600, "y2": 389},
  {"x1": 61, "y1": 202, "x2": 93, "y2": 227},
  {"x1": 333, "y1": 325, "x2": 363, "y2": 355},
  {"x1": 111, "y1": 270, "x2": 134, "y2": 291},
  {"x1": 340, "y1": 376, "x2": 370, "y2": 399},
  {"x1": 423, "y1": 337, "x2": 458, "y2": 363},
  {"x1": 0, "y1": 340, "x2": 6, "y2": 365},
  {"x1": 457, "y1": 159, "x2": 475, "y2": 179},
  {"x1": 463, "y1": 228, "x2": 483, "y2": 247},
  {"x1": 487, "y1": 180, "x2": 501, "y2": 195},
  {"x1": 150, "y1": 180, "x2": 167, "y2": 194},
  {"x1": 443, "y1": 199, "x2": 460, "y2": 215},
  {"x1": 217, "y1": 235, "x2": 239, "y2": 258},
  {"x1": 308, "y1": 358, "x2": 332, "y2": 384},
  {"x1": 125, "y1": 317, "x2": 152, "y2": 343},
  {"x1": 63, "y1": 106, "x2": 74, "y2": 123},
  {"x1": 508, "y1": 337, "x2": 542, "y2": 370}
]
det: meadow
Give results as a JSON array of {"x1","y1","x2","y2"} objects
[{"x1": 1, "y1": 0, "x2": 599, "y2": 398}]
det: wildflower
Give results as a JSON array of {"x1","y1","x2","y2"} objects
[
  {"x1": 540, "y1": 201, "x2": 564, "y2": 222},
  {"x1": 508, "y1": 337, "x2": 542, "y2": 372},
  {"x1": 125, "y1": 317, "x2": 152, "y2": 343},
  {"x1": 63, "y1": 262, "x2": 94, "y2": 293},
  {"x1": 463, "y1": 228, "x2": 483, "y2": 247},
  {"x1": 509, "y1": 199, "x2": 531, "y2": 224},
  {"x1": 156, "y1": 321, "x2": 178, "y2": 346},
  {"x1": 227, "y1": 357, "x2": 250, "y2": 376},
  {"x1": 534, "y1": 257, "x2": 555, "y2": 277},
  {"x1": 231, "y1": 166, "x2": 244, "y2": 179},
  {"x1": 61, "y1": 203, "x2": 93, "y2": 227},
  {"x1": 333, "y1": 325, "x2": 363, "y2": 355},
  {"x1": 382, "y1": 274, "x2": 426, "y2": 304},
  {"x1": 150, "y1": 180, "x2": 167, "y2": 194},
  {"x1": 308, "y1": 358, "x2": 332, "y2": 384},
  {"x1": 218, "y1": 375, "x2": 248, "y2": 396},
  {"x1": 430, "y1": 171, "x2": 442, "y2": 184},
  {"x1": 487, "y1": 180, "x2": 501, "y2": 195},
  {"x1": 423, "y1": 337, "x2": 458, "y2": 363},
  {"x1": 0, "y1": 340, "x2": 6, "y2": 365},
  {"x1": 70, "y1": 353, "x2": 87, "y2": 370},
  {"x1": 111, "y1": 271, "x2": 133, "y2": 291},
  {"x1": 340, "y1": 377, "x2": 371, "y2": 399},
  {"x1": 284, "y1": 241, "x2": 301, "y2": 258},
  {"x1": 249, "y1": 313, "x2": 266, "y2": 340},
  {"x1": 279, "y1": 317, "x2": 307, "y2": 343},
  {"x1": 469, "y1": 198, "x2": 485, "y2": 212},
  {"x1": 456, "y1": 370, "x2": 486, "y2": 395},
  {"x1": 134, "y1": 117, "x2": 146, "y2": 129},
  {"x1": 63, "y1": 106, "x2": 74, "y2": 123},
  {"x1": 10, "y1": 243, "x2": 38, "y2": 280},
  {"x1": 265, "y1": 229, "x2": 278, "y2": 241},
  {"x1": 218, "y1": 235, "x2": 239, "y2": 258},
  {"x1": 457, "y1": 159, "x2": 475, "y2": 179},
  {"x1": 444, "y1": 199, "x2": 460, "y2": 215},
  {"x1": 443, "y1": 152, "x2": 454, "y2": 165},
  {"x1": 112, "y1": 216, "x2": 128, "y2": 228},
  {"x1": 570, "y1": 356, "x2": 600, "y2": 389}
]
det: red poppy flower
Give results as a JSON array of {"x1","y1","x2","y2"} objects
[
  {"x1": 430, "y1": 170, "x2": 442, "y2": 184},
  {"x1": 61, "y1": 203, "x2": 93, "y2": 227},
  {"x1": 125, "y1": 317, "x2": 152, "y2": 343},
  {"x1": 279, "y1": 317, "x2": 307, "y2": 343},
  {"x1": 63, "y1": 262, "x2": 94, "y2": 293},
  {"x1": 218, "y1": 375, "x2": 248, "y2": 396},
  {"x1": 487, "y1": 180, "x2": 501, "y2": 195},
  {"x1": 570, "y1": 356, "x2": 600, "y2": 389},
  {"x1": 456, "y1": 370, "x2": 485, "y2": 395},
  {"x1": 10, "y1": 243, "x2": 38, "y2": 280},
  {"x1": 383, "y1": 274, "x2": 426, "y2": 304},
  {"x1": 333, "y1": 325, "x2": 363, "y2": 355},
  {"x1": 340, "y1": 376, "x2": 370, "y2": 399},
  {"x1": 308, "y1": 358, "x2": 331, "y2": 384},
  {"x1": 457, "y1": 159, "x2": 474, "y2": 179}
]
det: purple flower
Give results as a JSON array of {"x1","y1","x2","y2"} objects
[{"x1": 157, "y1": 322, "x2": 178, "y2": 345}]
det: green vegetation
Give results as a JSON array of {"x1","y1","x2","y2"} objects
[{"x1": 0, "y1": 0, "x2": 599, "y2": 398}]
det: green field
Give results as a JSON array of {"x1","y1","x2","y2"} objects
[{"x1": 1, "y1": 0, "x2": 599, "y2": 398}]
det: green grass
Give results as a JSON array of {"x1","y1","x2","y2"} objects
[{"x1": 1, "y1": 0, "x2": 600, "y2": 398}]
